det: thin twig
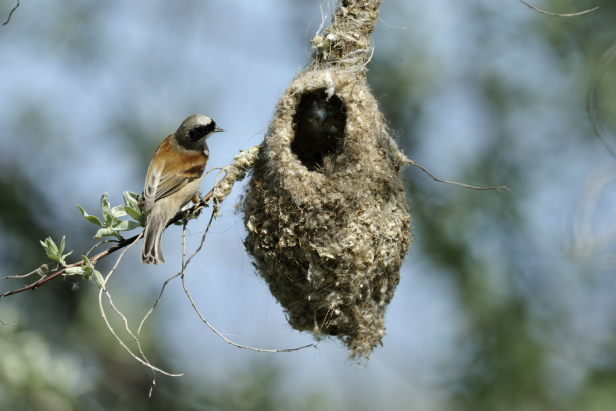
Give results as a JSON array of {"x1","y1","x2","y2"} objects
[
  {"x1": 0, "y1": 318, "x2": 18, "y2": 326},
  {"x1": 85, "y1": 240, "x2": 117, "y2": 259},
  {"x1": 182, "y1": 220, "x2": 188, "y2": 272},
  {"x1": 204, "y1": 166, "x2": 224, "y2": 176},
  {"x1": 137, "y1": 272, "x2": 181, "y2": 335},
  {"x1": 98, "y1": 233, "x2": 183, "y2": 378},
  {"x1": 0, "y1": 264, "x2": 48, "y2": 283},
  {"x1": 180, "y1": 210, "x2": 314, "y2": 353},
  {"x1": 181, "y1": 274, "x2": 314, "y2": 353},
  {"x1": 517, "y1": 0, "x2": 598, "y2": 17},
  {"x1": 100, "y1": 232, "x2": 155, "y2": 384},
  {"x1": 184, "y1": 169, "x2": 225, "y2": 268},
  {"x1": 2, "y1": 0, "x2": 19, "y2": 26},
  {"x1": 186, "y1": 211, "x2": 216, "y2": 269},
  {"x1": 410, "y1": 193, "x2": 434, "y2": 212},
  {"x1": 408, "y1": 159, "x2": 509, "y2": 193},
  {"x1": 137, "y1": 171, "x2": 225, "y2": 335},
  {"x1": 105, "y1": 290, "x2": 158, "y2": 394}
]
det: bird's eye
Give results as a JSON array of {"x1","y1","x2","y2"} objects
[{"x1": 189, "y1": 123, "x2": 215, "y2": 141}]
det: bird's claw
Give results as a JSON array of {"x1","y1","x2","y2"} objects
[{"x1": 197, "y1": 189, "x2": 209, "y2": 207}]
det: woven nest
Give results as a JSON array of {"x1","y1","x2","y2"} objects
[{"x1": 242, "y1": 69, "x2": 412, "y2": 358}]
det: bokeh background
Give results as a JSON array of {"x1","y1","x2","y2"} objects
[{"x1": 2, "y1": 0, "x2": 616, "y2": 409}]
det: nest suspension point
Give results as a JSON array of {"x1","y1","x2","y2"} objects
[{"x1": 241, "y1": 0, "x2": 413, "y2": 359}]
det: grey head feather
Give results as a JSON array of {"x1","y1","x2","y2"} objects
[{"x1": 175, "y1": 114, "x2": 224, "y2": 151}]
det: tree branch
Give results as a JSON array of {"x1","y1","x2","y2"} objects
[
  {"x1": 407, "y1": 159, "x2": 510, "y2": 193},
  {"x1": 517, "y1": 0, "x2": 598, "y2": 17},
  {"x1": 0, "y1": 187, "x2": 216, "y2": 304}
]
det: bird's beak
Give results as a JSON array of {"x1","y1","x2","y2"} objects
[{"x1": 215, "y1": 126, "x2": 226, "y2": 133}]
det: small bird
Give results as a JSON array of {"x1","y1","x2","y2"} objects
[{"x1": 141, "y1": 114, "x2": 225, "y2": 264}]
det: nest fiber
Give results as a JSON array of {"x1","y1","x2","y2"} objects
[{"x1": 242, "y1": 69, "x2": 412, "y2": 358}]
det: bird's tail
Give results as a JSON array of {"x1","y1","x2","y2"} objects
[{"x1": 141, "y1": 212, "x2": 166, "y2": 265}]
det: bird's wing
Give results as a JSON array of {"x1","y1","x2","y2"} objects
[
  {"x1": 142, "y1": 136, "x2": 169, "y2": 213},
  {"x1": 143, "y1": 134, "x2": 207, "y2": 212}
]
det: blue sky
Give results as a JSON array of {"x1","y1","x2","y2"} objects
[{"x1": 2, "y1": 0, "x2": 616, "y2": 408}]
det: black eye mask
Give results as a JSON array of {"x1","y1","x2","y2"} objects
[{"x1": 189, "y1": 122, "x2": 216, "y2": 141}]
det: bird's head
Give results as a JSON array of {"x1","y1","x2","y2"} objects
[{"x1": 176, "y1": 114, "x2": 225, "y2": 148}]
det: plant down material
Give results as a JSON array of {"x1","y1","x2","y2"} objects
[{"x1": 242, "y1": 67, "x2": 412, "y2": 359}]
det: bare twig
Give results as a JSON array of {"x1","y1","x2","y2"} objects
[
  {"x1": 0, "y1": 264, "x2": 48, "y2": 283},
  {"x1": 181, "y1": 221, "x2": 189, "y2": 273},
  {"x1": 98, "y1": 233, "x2": 183, "y2": 379},
  {"x1": 100, "y1": 233, "x2": 153, "y2": 371},
  {"x1": 104, "y1": 289, "x2": 159, "y2": 395},
  {"x1": 179, "y1": 214, "x2": 314, "y2": 353},
  {"x1": 85, "y1": 240, "x2": 117, "y2": 259},
  {"x1": 185, "y1": 210, "x2": 215, "y2": 269},
  {"x1": 137, "y1": 171, "x2": 225, "y2": 335},
  {"x1": 410, "y1": 193, "x2": 434, "y2": 212},
  {"x1": 517, "y1": 0, "x2": 598, "y2": 17},
  {"x1": 0, "y1": 318, "x2": 18, "y2": 326},
  {"x1": 407, "y1": 159, "x2": 509, "y2": 193},
  {"x1": 185, "y1": 169, "x2": 225, "y2": 267},
  {"x1": 2, "y1": 0, "x2": 19, "y2": 26},
  {"x1": 204, "y1": 166, "x2": 224, "y2": 176},
  {"x1": 137, "y1": 272, "x2": 181, "y2": 335},
  {"x1": 180, "y1": 272, "x2": 315, "y2": 353}
]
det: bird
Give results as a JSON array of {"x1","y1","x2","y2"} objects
[{"x1": 140, "y1": 114, "x2": 225, "y2": 265}]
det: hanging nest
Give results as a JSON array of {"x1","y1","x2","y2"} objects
[{"x1": 241, "y1": 68, "x2": 413, "y2": 359}]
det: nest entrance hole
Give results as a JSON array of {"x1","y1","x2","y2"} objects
[{"x1": 291, "y1": 88, "x2": 347, "y2": 171}]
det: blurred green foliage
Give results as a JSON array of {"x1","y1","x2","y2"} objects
[
  {"x1": 369, "y1": 1, "x2": 616, "y2": 410},
  {"x1": 3, "y1": 0, "x2": 616, "y2": 410}
]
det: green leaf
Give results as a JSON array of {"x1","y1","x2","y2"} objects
[
  {"x1": 77, "y1": 205, "x2": 103, "y2": 227},
  {"x1": 65, "y1": 267, "x2": 84, "y2": 275},
  {"x1": 59, "y1": 237, "x2": 72, "y2": 261},
  {"x1": 40, "y1": 238, "x2": 50, "y2": 253},
  {"x1": 113, "y1": 220, "x2": 141, "y2": 232},
  {"x1": 94, "y1": 227, "x2": 118, "y2": 239},
  {"x1": 45, "y1": 237, "x2": 58, "y2": 254},
  {"x1": 125, "y1": 206, "x2": 145, "y2": 225},
  {"x1": 40, "y1": 237, "x2": 59, "y2": 260},
  {"x1": 100, "y1": 193, "x2": 111, "y2": 225},
  {"x1": 123, "y1": 191, "x2": 140, "y2": 209},
  {"x1": 79, "y1": 255, "x2": 94, "y2": 280},
  {"x1": 40, "y1": 236, "x2": 73, "y2": 265},
  {"x1": 93, "y1": 270, "x2": 105, "y2": 289},
  {"x1": 110, "y1": 205, "x2": 127, "y2": 219}
]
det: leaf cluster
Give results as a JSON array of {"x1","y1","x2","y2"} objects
[
  {"x1": 39, "y1": 236, "x2": 72, "y2": 267},
  {"x1": 65, "y1": 255, "x2": 105, "y2": 289},
  {"x1": 78, "y1": 192, "x2": 145, "y2": 240}
]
